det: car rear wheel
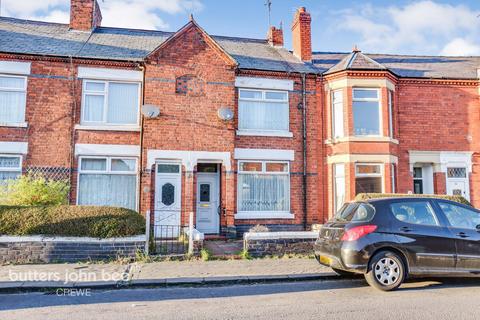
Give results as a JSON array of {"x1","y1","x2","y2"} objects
[
  {"x1": 331, "y1": 268, "x2": 355, "y2": 277},
  {"x1": 365, "y1": 251, "x2": 405, "y2": 291}
]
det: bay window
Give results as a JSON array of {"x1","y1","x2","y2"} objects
[
  {"x1": 353, "y1": 88, "x2": 380, "y2": 136},
  {"x1": 237, "y1": 160, "x2": 290, "y2": 214},
  {"x1": 81, "y1": 80, "x2": 140, "y2": 126},
  {"x1": 238, "y1": 89, "x2": 289, "y2": 133},
  {"x1": 355, "y1": 163, "x2": 383, "y2": 195},
  {"x1": 0, "y1": 155, "x2": 22, "y2": 182},
  {"x1": 0, "y1": 75, "x2": 27, "y2": 125},
  {"x1": 332, "y1": 90, "x2": 344, "y2": 138},
  {"x1": 78, "y1": 157, "x2": 137, "y2": 210}
]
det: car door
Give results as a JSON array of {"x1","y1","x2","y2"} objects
[
  {"x1": 435, "y1": 200, "x2": 480, "y2": 272},
  {"x1": 389, "y1": 199, "x2": 456, "y2": 273}
]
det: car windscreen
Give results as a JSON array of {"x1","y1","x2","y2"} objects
[{"x1": 333, "y1": 202, "x2": 376, "y2": 222}]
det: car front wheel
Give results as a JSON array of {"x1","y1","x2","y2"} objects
[{"x1": 364, "y1": 251, "x2": 405, "y2": 291}]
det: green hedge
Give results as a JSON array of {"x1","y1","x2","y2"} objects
[
  {"x1": 0, "y1": 205, "x2": 145, "y2": 238},
  {"x1": 355, "y1": 193, "x2": 471, "y2": 206}
]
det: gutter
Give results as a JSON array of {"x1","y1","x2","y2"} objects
[{"x1": 301, "y1": 73, "x2": 308, "y2": 230}]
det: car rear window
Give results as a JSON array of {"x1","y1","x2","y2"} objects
[{"x1": 334, "y1": 202, "x2": 376, "y2": 222}]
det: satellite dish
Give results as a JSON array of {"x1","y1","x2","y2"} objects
[
  {"x1": 141, "y1": 104, "x2": 160, "y2": 118},
  {"x1": 218, "y1": 107, "x2": 234, "y2": 121}
]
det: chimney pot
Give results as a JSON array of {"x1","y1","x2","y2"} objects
[
  {"x1": 291, "y1": 7, "x2": 312, "y2": 61},
  {"x1": 70, "y1": 0, "x2": 102, "y2": 31}
]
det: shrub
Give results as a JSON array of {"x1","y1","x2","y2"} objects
[
  {"x1": 0, "y1": 174, "x2": 69, "y2": 206},
  {"x1": 355, "y1": 193, "x2": 471, "y2": 206},
  {"x1": 200, "y1": 248, "x2": 212, "y2": 261},
  {"x1": 248, "y1": 224, "x2": 270, "y2": 233},
  {"x1": 0, "y1": 205, "x2": 145, "y2": 238}
]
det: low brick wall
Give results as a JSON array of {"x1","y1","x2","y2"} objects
[
  {"x1": 0, "y1": 235, "x2": 146, "y2": 264},
  {"x1": 243, "y1": 231, "x2": 318, "y2": 258}
]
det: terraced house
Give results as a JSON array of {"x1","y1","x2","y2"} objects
[{"x1": 0, "y1": 0, "x2": 479, "y2": 237}]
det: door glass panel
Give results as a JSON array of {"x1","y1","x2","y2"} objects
[
  {"x1": 447, "y1": 167, "x2": 466, "y2": 178},
  {"x1": 200, "y1": 183, "x2": 210, "y2": 202},
  {"x1": 161, "y1": 183, "x2": 175, "y2": 206},
  {"x1": 390, "y1": 201, "x2": 439, "y2": 226},
  {"x1": 157, "y1": 164, "x2": 180, "y2": 173},
  {"x1": 197, "y1": 163, "x2": 218, "y2": 173},
  {"x1": 438, "y1": 202, "x2": 480, "y2": 230}
]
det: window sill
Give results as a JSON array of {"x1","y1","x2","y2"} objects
[
  {"x1": 236, "y1": 130, "x2": 293, "y2": 138},
  {"x1": 325, "y1": 136, "x2": 399, "y2": 145},
  {"x1": 0, "y1": 122, "x2": 28, "y2": 128},
  {"x1": 75, "y1": 124, "x2": 141, "y2": 132},
  {"x1": 234, "y1": 212, "x2": 295, "y2": 220}
]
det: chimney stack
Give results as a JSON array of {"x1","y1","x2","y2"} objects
[
  {"x1": 70, "y1": 0, "x2": 102, "y2": 31},
  {"x1": 291, "y1": 7, "x2": 312, "y2": 62},
  {"x1": 267, "y1": 26, "x2": 284, "y2": 47}
]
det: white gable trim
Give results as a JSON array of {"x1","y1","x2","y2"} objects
[
  {"x1": 147, "y1": 150, "x2": 231, "y2": 171},
  {"x1": 234, "y1": 148, "x2": 295, "y2": 161},
  {"x1": 0, "y1": 141, "x2": 28, "y2": 154},
  {"x1": 78, "y1": 67, "x2": 143, "y2": 82},
  {"x1": 75, "y1": 144, "x2": 140, "y2": 157},
  {"x1": 235, "y1": 76, "x2": 294, "y2": 91},
  {"x1": 0, "y1": 61, "x2": 31, "y2": 75}
]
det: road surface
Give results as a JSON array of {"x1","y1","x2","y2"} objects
[{"x1": 2, "y1": 278, "x2": 480, "y2": 319}]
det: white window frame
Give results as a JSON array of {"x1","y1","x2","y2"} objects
[
  {"x1": 331, "y1": 89, "x2": 344, "y2": 139},
  {"x1": 0, "y1": 154, "x2": 22, "y2": 180},
  {"x1": 352, "y1": 88, "x2": 382, "y2": 137},
  {"x1": 237, "y1": 88, "x2": 291, "y2": 136},
  {"x1": 333, "y1": 163, "x2": 345, "y2": 214},
  {"x1": 355, "y1": 163, "x2": 384, "y2": 193},
  {"x1": 235, "y1": 160, "x2": 293, "y2": 219},
  {"x1": 388, "y1": 90, "x2": 394, "y2": 139},
  {"x1": 391, "y1": 163, "x2": 396, "y2": 193},
  {"x1": 80, "y1": 80, "x2": 141, "y2": 127},
  {"x1": 76, "y1": 156, "x2": 139, "y2": 210},
  {"x1": 0, "y1": 74, "x2": 28, "y2": 126}
]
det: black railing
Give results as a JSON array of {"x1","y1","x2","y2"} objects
[{"x1": 152, "y1": 225, "x2": 188, "y2": 255}]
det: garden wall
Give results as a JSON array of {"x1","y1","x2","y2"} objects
[
  {"x1": 0, "y1": 235, "x2": 146, "y2": 264},
  {"x1": 243, "y1": 231, "x2": 318, "y2": 257}
]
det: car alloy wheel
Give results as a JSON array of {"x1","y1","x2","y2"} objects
[
  {"x1": 365, "y1": 251, "x2": 406, "y2": 291},
  {"x1": 373, "y1": 257, "x2": 400, "y2": 286}
]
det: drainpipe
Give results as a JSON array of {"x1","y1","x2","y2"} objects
[
  {"x1": 138, "y1": 63, "x2": 146, "y2": 214},
  {"x1": 301, "y1": 73, "x2": 308, "y2": 230}
]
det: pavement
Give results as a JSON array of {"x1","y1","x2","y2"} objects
[
  {"x1": 0, "y1": 257, "x2": 334, "y2": 292},
  {"x1": 2, "y1": 278, "x2": 480, "y2": 319}
]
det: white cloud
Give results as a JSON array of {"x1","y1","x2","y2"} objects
[
  {"x1": 1, "y1": 0, "x2": 203, "y2": 29},
  {"x1": 440, "y1": 38, "x2": 480, "y2": 56},
  {"x1": 334, "y1": 1, "x2": 480, "y2": 56}
]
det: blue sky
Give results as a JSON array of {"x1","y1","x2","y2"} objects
[{"x1": 2, "y1": 0, "x2": 480, "y2": 56}]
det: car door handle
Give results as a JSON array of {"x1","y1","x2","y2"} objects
[
  {"x1": 400, "y1": 226, "x2": 413, "y2": 232},
  {"x1": 457, "y1": 232, "x2": 470, "y2": 238}
]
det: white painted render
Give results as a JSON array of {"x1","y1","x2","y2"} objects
[
  {"x1": 234, "y1": 148, "x2": 295, "y2": 161},
  {"x1": 147, "y1": 150, "x2": 232, "y2": 171},
  {"x1": 0, "y1": 61, "x2": 31, "y2": 75},
  {"x1": 0, "y1": 141, "x2": 28, "y2": 154},
  {"x1": 75, "y1": 144, "x2": 141, "y2": 157},
  {"x1": 78, "y1": 66, "x2": 143, "y2": 82},
  {"x1": 235, "y1": 76, "x2": 294, "y2": 91}
]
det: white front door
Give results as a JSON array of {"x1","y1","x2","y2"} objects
[
  {"x1": 196, "y1": 173, "x2": 219, "y2": 234},
  {"x1": 446, "y1": 167, "x2": 469, "y2": 201},
  {"x1": 154, "y1": 163, "x2": 182, "y2": 238}
]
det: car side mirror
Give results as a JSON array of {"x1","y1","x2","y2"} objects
[{"x1": 476, "y1": 224, "x2": 480, "y2": 232}]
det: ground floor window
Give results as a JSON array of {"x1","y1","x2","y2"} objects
[
  {"x1": 355, "y1": 163, "x2": 383, "y2": 195},
  {"x1": 0, "y1": 155, "x2": 22, "y2": 183},
  {"x1": 333, "y1": 164, "x2": 345, "y2": 213},
  {"x1": 237, "y1": 160, "x2": 290, "y2": 213},
  {"x1": 78, "y1": 156, "x2": 137, "y2": 210}
]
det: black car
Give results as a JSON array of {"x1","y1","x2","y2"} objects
[{"x1": 314, "y1": 197, "x2": 480, "y2": 291}]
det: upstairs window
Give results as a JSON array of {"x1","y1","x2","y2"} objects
[
  {"x1": 0, "y1": 75, "x2": 27, "y2": 125},
  {"x1": 238, "y1": 89, "x2": 289, "y2": 132},
  {"x1": 81, "y1": 80, "x2": 140, "y2": 126},
  {"x1": 331, "y1": 90, "x2": 344, "y2": 138},
  {"x1": 0, "y1": 155, "x2": 22, "y2": 183},
  {"x1": 353, "y1": 88, "x2": 380, "y2": 136}
]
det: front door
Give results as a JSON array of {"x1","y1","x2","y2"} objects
[
  {"x1": 196, "y1": 172, "x2": 219, "y2": 234},
  {"x1": 154, "y1": 163, "x2": 182, "y2": 238},
  {"x1": 446, "y1": 167, "x2": 469, "y2": 201}
]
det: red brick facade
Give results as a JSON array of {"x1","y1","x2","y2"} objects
[{"x1": 1, "y1": 4, "x2": 479, "y2": 237}]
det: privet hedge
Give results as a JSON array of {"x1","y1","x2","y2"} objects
[
  {"x1": 355, "y1": 193, "x2": 471, "y2": 206},
  {"x1": 0, "y1": 205, "x2": 145, "y2": 238}
]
